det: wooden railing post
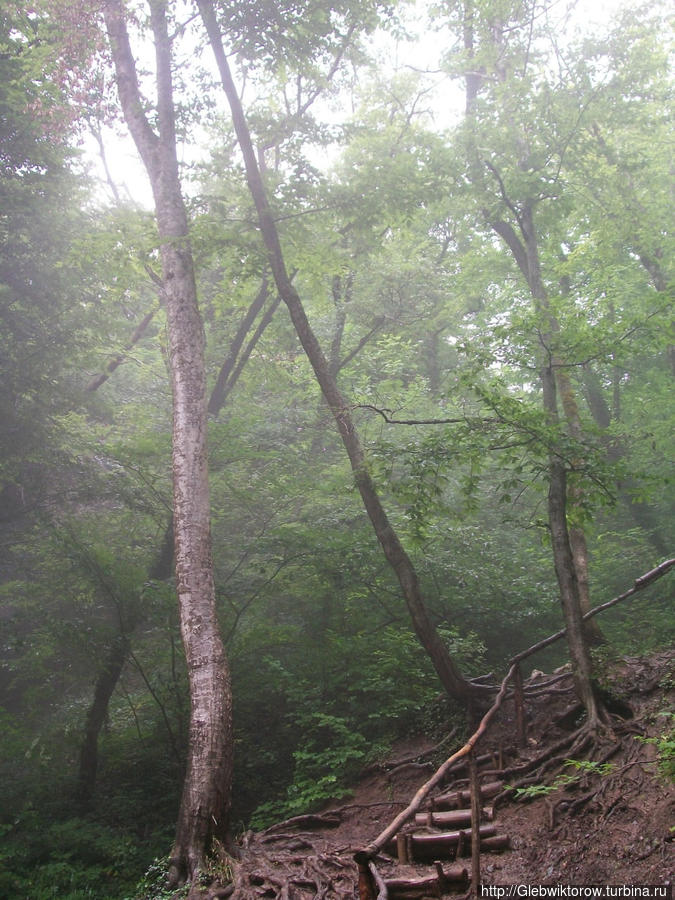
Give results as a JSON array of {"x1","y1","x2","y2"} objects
[
  {"x1": 357, "y1": 859, "x2": 376, "y2": 900},
  {"x1": 469, "y1": 750, "x2": 481, "y2": 895}
]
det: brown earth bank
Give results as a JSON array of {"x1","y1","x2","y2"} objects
[{"x1": 200, "y1": 650, "x2": 674, "y2": 899}]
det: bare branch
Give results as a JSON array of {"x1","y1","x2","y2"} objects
[
  {"x1": 335, "y1": 315, "x2": 384, "y2": 373},
  {"x1": 355, "y1": 403, "x2": 497, "y2": 427},
  {"x1": 86, "y1": 305, "x2": 158, "y2": 392}
]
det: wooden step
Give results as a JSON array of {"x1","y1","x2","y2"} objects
[
  {"x1": 479, "y1": 835, "x2": 511, "y2": 853},
  {"x1": 390, "y1": 825, "x2": 505, "y2": 861},
  {"x1": 432, "y1": 780, "x2": 503, "y2": 810},
  {"x1": 414, "y1": 807, "x2": 493, "y2": 828},
  {"x1": 385, "y1": 862, "x2": 469, "y2": 897}
]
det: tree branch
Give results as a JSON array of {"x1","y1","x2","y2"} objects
[
  {"x1": 491, "y1": 217, "x2": 530, "y2": 282},
  {"x1": 86, "y1": 305, "x2": 158, "y2": 392},
  {"x1": 102, "y1": 0, "x2": 159, "y2": 177},
  {"x1": 208, "y1": 276, "x2": 269, "y2": 414},
  {"x1": 355, "y1": 403, "x2": 497, "y2": 427},
  {"x1": 335, "y1": 315, "x2": 385, "y2": 374}
]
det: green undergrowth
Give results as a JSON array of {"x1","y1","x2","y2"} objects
[
  {"x1": 636, "y1": 711, "x2": 675, "y2": 781},
  {"x1": 508, "y1": 758, "x2": 615, "y2": 801}
]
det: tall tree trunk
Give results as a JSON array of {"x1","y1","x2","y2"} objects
[
  {"x1": 553, "y1": 364, "x2": 605, "y2": 645},
  {"x1": 461, "y1": 1, "x2": 605, "y2": 656},
  {"x1": 482, "y1": 191, "x2": 605, "y2": 716},
  {"x1": 103, "y1": 0, "x2": 232, "y2": 884},
  {"x1": 542, "y1": 366, "x2": 606, "y2": 728},
  {"x1": 198, "y1": 0, "x2": 474, "y2": 703},
  {"x1": 520, "y1": 205, "x2": 605, "y2": 721}
]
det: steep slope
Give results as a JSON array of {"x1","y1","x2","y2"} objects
[{"x1": 203, "y1": 650, "x2": 674, "y2": 898}]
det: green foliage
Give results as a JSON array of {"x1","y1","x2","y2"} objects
[
  {"x1": 0, "y1": 812, "x2": 150, "y2": 900},
  {"x1": 636, "y1": 713, "x2": 675, "y2": 782},
  {"x1": 212, "y1": 0, "x2": 389, "y2": 73},
  {"x1": 241, "y1": 620, "x2": 486, "y2": 829},
  {"x1": 0, "y1": 0, "x2": 673, "y2": 895},
  {"x1": 0, "y1": 13, "x2": 89, "y2": 485},
  {"x1": 510, "y1": 759, "x2": 615, "y2": 801},
  {"x1": 250, "y1": 712, "x2": 368, "y2": 828},
  {"x1": 125, "y1": 858, "x2": 188, "y2": 900}
]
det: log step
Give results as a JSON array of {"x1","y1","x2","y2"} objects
[
  {"x1": 480, "y1": 835, "x2": 511, "y2": 853},
  {"x1": 386, "y1": 862, "x2": 469, "y2": 897},
  {"x1": 432, "y1": 780, "x2": 503, "y2": 810},
  {"x1": 390, "y1": 825, "x2": 512, "y2": 861},
  {"x1": 414, "y1": 807, "x2": 493, "y2": 829},
  {"x1": 410, "y1": 824, "x2": 496, "y2": 848}
]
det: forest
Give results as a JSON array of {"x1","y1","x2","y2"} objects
[{"x1": 0, "y1": 0, "x2": 672, "y2": 897}]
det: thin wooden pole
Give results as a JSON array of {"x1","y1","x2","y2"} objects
[
  {"x1": 354, "y1": 664, "x2": 517, "y2": 862},
  {"x1": 396, "y1": 833, "x2": 409, "y2": 865},
  {"x1": 469, "y1": 750, "x2": 481, "y2": 895}
]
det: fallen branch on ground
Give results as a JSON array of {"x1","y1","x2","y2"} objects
[{"x1": 262, "y1": 812, "x2": 342, "y2": 835}]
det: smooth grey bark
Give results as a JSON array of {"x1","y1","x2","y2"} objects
[
  {"x1": 197, "y1": 0, "x2": 474, "y2": 703},
  {"x1": 103, "y1": 0, "x2": 232, "y2": 883}
]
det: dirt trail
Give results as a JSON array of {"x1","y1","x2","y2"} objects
[{"x1": 211, "y1": 651, "x2": 674, "y2": 898}]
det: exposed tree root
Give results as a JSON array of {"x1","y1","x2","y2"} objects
[
  {"x1": 493, "y1": 726, "x2": 591, "y2": 808},
  {"x1": 194, "y1": 655, "x2": 672, "y2": 899},
  {"x1": 362, "y1": 728, "x2": 460, "y2": 776},
  {"x1": 506, "y1": 721, "x2": 662, "y2": 836},
  {"x1": 262, "y1": 812, "x2": 342, "y2": 835},
  {"x1": 222, "y1": 841, "x2": 356, "y2": 899}
]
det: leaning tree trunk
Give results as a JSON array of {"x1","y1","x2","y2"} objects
[
  {"x1": 198, "y1": 0, "x2": 474, "y2": 703},
  {"x1": 103, "y1": 0, "x2": 232, "y2": 884}
]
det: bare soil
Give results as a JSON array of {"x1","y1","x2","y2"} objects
[{"x1": 208, "y1": 650, "x2": 674, "y2": 899}]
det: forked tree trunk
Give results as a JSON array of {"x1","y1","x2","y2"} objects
[
  {"x1": 461, "y1": 1, "x2": 606, "y2": 667},
  {"x1": 485, "y1": 204, "x2": 607, "y2": 711},
  {"x1": 103, "y1": 0, "x2": 232, "y2": 883},
  {"x1": 554, "y1": 365, "x2": 605, "y2": 646},
  {"x1": 198, "y1": 0, "x2": 473, "y2": 703}
]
